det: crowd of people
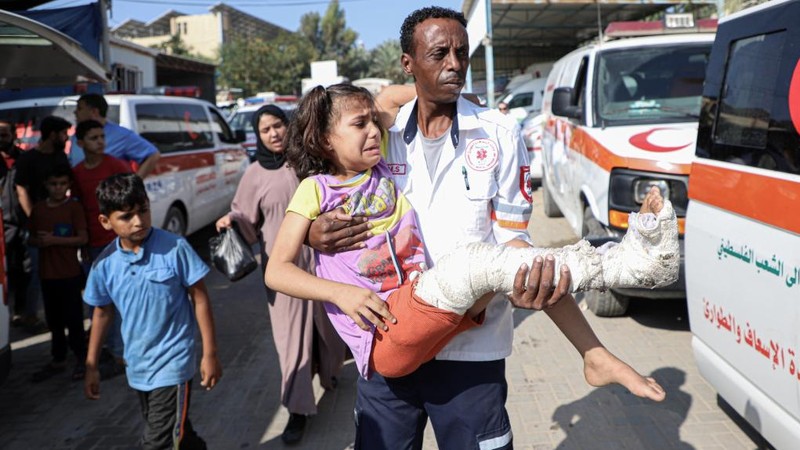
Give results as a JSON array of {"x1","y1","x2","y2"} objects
[{"x1": 0, "y1": 6, "x2": 679, "y2": 449}]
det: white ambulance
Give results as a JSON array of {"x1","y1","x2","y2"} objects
[
  {"x1": 0, "y1": 95, "x2": 249, "y2": 236},
  {"x1": 686, "y1": 1, "x2": 800, "y2": 448},
  {"x1": 540, "y1": 19, "x2": 716, "y2": 316}
]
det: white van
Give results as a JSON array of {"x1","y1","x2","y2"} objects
[
  {"x1": 686, "y1": 1, "x2": 800, "y2": 448},
  {"x1": 540, "y1": 25, "x2": 715, "y2": 316},
  {"x1": 500, "y1": 77, "x2": 547, "y2": 123},
  {"x1": 0, "y1": 95, "x2": 249, "y2": 236}
]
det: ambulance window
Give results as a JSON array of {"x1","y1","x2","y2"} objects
[
  {"x1": 177, "y1": 104, "x2": 214, "y2": 150},
  {"x1": 209, "y1": 108, "x2": 235, "y2": 143},
  {"x1": 508, "y1": 92, "x2": 533, "y2": 109},
  {"x1": 135, "y1": 103, "x2": 184, "y2": 154},
  {"x1": 712, "y1": 31, "x2": 800, "y2": 175},
  {"x1": 574, "y1": 57, "x2": 588, "y2": 118}
]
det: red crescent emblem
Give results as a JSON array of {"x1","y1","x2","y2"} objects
[
  {"x1": 629, "y1": 128, "x2": 690, "y2": 152},
  {"x1": 789, "y1": 59, "x2": 800, "y2": 135}
]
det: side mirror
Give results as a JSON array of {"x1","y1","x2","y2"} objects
[
  {"x1": 552, "y1": 87, "x2": 582, "y2": 120},
  {"x1": 234, "y1": 129, "x2": 246, "y2": 143}
]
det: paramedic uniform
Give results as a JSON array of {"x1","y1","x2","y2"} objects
[{"x1": 354, "y1": 96, "x2": 532, "y2": 450}]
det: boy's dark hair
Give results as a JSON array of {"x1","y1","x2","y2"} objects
[
  {"x1": 96, "y1": 173, "x2": 149, "y2": 216},
  {"x1": 284, "y1": 83, "x2": 382, "y2": 179},
  {"x1": 39, "y1": 116, "x2": 72, "y2": 141},
  {"x1": 400, "y1": 6, "x2": 467, "y2": 55},
  {"x1": 45, "y1": 163, "x2": 73, "y2": 181},
  {"x1": 75, "y1": 119, "x2": 104, "y2": 141},
  {"x1": 78, "y1": 93, "x2": 109, "y2": 118}
]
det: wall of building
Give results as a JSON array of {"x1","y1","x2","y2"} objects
[
  {"x1": 129, "y1": 35, "x2": 171, "y2": 49},
  {"x1": 175, "y1": 14, "x2": 220, "y2": 60},
  {"x1": 110, "y1": 44, "x2": 156, "y2": 90}
]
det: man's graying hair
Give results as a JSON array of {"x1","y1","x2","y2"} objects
[{"x1": 400, "y1": 6, "x2": 467, "y2": 55}]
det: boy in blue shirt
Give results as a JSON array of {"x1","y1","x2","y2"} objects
[{"x1": 83, "y1": 173, "x2": 221, "y2": 449}]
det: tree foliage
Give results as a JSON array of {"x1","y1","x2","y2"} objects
[
  {"x1": 298, "y1": 0, "x2": 364, "y2": 80},
  {"x1": 368, "y1": 40, "x2": 410, "y2": 84},
  {"x1": 152, "y1": 33, "x2": 190, "y2": 56},
  {"x1": 217, "y1": 33, "x2": 315, "y2": 96},
  {"x1": 217, "y1": 0, "x2": 410, "y2": 94}
]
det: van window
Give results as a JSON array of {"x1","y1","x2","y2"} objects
[
  {"x1": 709, "y1": 31, "x2": 799, "y2": 175},
  {"x1": 574, "y1": 57, "x2": 589, "y2": 116},
  {"x1": 136, "y1": 103, "x2": 213, "y2": 153},
  {"x1": 228, "y1": 109, "x2": 254, "y2": 133},
  {"x1": 507, "y1": 92, "x2": 533, "y2": 109},
  {"x1": 209, "y1": 108, "x2": 236, "y2": 143},
  {"x1": 177, "y1": 103, "x2": 214, "y2": 150},
  {"x1": 136, "y1": 103, "x2": 183, "y2": 153},
  {"x1": 595, "y1": 43, "x2": 711, "y2": 126}
]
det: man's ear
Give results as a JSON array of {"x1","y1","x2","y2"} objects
[
  {"x1": 98, "y1": 214, "x2": 113, "y2": 231},
  {"x1": 400, "y1": 53, "x2": 414, "y2": 76}
]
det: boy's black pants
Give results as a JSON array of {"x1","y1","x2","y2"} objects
[
  {"x1": 41, "y1": 276, "x2": 86, "y2": 362},
  {"x1": 137, "y1": 380, "x2": 207, "y2": 450}
]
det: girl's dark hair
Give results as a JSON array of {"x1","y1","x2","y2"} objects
[
  {"x1": 284, "y1": 83, "x2": 382, "y2": 179},
  {"x1": 96, "y1": 173, "x2": 149, "y2": 216}
]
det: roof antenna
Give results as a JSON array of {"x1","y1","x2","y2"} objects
[{"x1": 596, "y1": 1, "x2": 604, "y2": 45}]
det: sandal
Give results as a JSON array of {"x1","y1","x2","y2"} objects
[{"x1": 31, "y1": 361, "x2": 66, "y2": 383}]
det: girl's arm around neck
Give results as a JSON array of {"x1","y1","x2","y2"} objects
[{"x1": 266, "y1": 212, "x2": 397, "y2": 331}]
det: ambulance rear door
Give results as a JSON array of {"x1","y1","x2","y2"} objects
[{"x1": 686, "y1": 2, "x2": 800, "y2": 447}]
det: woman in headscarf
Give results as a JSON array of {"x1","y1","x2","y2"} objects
[{"x1": 216, "y1": 104, "x2": 346, "y2": 444}]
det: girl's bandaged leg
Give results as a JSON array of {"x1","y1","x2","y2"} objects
[{"x1": 415, "y1": 201, "x2": 680, "y2": 315}]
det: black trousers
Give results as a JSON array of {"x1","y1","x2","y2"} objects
[
  {"x1": 40, "y1": 276, "x2": 86, "y2": 362},
  {"x1": 137, "y1": 380, "x2": 207, "y2": 450}
]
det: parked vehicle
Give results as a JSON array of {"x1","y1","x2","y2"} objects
[
  {"x1": 686, "y1": 1, "x2": 800, "y2": 448},
  {"x1": 520, "y1": 112, "x2": 544, "y2": 189},
  {"x1": 541, "y1": 21, "x2": 715, "y2": 316},
  {"x1": 0, "y1": 8, "x2": 109, "y2": 385},
  {"x1": 499, "y1": 77, "x2": 547, "y2": 123},
  {"x1": 0, "y1": 95, "x2": 249, "y2": 237},
  {"x1": 227, "y1": 102, "x2": 297, "y2": 161}
]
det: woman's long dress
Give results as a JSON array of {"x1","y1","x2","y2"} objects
[{"x1": 231, "y1": 162, "x2": 346, "y2": 414}]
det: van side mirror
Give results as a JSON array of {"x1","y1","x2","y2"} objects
[
  {"x1": 234, "y1": 129, "x2": 246, "y2": 143},
  {"x1": 552, "y1": 87, "x2": 582, "y2": 120}
]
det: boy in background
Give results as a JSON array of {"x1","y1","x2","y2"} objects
[
  {"x1": 83, "y1": 173, "x2": 221, "y2": 449},
  {"x1": 72, "y1": 119, "x2": 132, "y2": 377},
  {"x1": 29, "y1": 164, "x2": 88, "y2": 382}
]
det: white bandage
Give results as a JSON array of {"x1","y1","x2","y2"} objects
[{"x1": 413, "y1": 201, "x2": 679, "y2": 315}]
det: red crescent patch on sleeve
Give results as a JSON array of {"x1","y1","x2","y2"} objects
[{"x1": 519, "y1": 166, "x2": 532, "y2": 203}]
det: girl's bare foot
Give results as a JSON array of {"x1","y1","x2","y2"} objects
[{"x1": 583, "y1": 347, "x2": 666, "y2": 401}]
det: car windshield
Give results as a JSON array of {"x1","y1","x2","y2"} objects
[
  {"x1": 595, "y1": 42, "x2": 711, "y2": 126},
  {"x1": 229, "y1": 110, "x2": 254, "y2": 132}
]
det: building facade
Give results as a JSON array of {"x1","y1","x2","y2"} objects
[{"x1": 112, "y1": 3, "x2": 287, "y2": 60}]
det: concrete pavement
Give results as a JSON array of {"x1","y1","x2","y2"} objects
[{"x1": 0, "y1": 190, "x2": 771, "y2": 449}]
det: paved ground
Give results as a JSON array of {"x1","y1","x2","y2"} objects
[{"x1": 0, "y1": 190, "x2": 775, "y2": 449}]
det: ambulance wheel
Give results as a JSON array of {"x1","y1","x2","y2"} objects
[
  {"x1": 582, "y1": 205, "x2": 605, "y2": 238},
  {"x1": 163, "y1": 206, "x2": 187, "y2": 236},
  {"x1": 584, "y1": 289, "x2": 630, "y2": 317},
  {"x1": 541, "y1": 174, "x2": 562, "y2": 218}
]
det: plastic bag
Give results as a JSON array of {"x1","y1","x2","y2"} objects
[{"x1": 209, "y1": 224, "x2": 258, "y2": 282}]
